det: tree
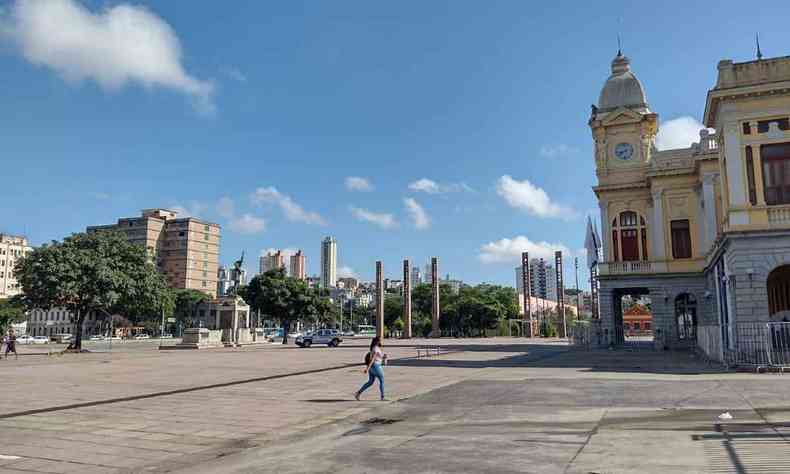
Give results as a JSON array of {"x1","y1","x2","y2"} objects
[
  {"x1": 0, "y1": 296, "x2": 26, "y2": 333},
  {"x1": 173, "y1": 288, "x2": 209, "y2": 328},
  {"x1": 14, "y1": 231, "x2": 171, "y2": 351},
  {"x1": 242, "y1": 268, "x2": 327, "y2": 344}
]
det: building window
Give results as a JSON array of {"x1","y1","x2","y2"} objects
[
  {"x1": 767, "y1": 265, "x2": 790, "y2": 319},
  {"x1": 204, "y1": 234, "x2": 209, "y2": 241},
  {"x1": 204, "y1": 225, "x2": 210, "y2": 231},
  {"x1": 611, "y1": 211, "x2": 647, "y2": 262},
  {"x1": 202, "y1": 281, "x2": 207, "y2": 287},
  {"x1": 670, "y1": 220, "x2": 692, "y2": 259},
  {"x1": 745, "y1": 146, "x2": 757, "y2": 205},
  {"x1": 761, "y1": 143, "x2": 790, "y2": 205}
]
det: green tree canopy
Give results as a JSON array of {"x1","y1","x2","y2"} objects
[
  {"x1": 14, "y1": 230, "x2": 171, "y2": 350},
  {"x1": 241, "y1": 268, "x2": 333, "y2": 343},
  {"x1": 0, "y1": 296, "x2": 26, "y2": 333}
]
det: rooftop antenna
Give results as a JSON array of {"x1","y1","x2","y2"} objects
[
  {"x1": 756, "y1": 33, "x2": 763, "y2": 60},
  {"x1": 617, "y1": 33, "x2": 622, "y2": 56}
]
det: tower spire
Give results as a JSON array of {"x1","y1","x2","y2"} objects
[
  {"x1": 756, "y1": 33, "x2": 763, "y2": 60},
  {"x1": 617, "y1": 33, "x2": 622, "y2": 56}
]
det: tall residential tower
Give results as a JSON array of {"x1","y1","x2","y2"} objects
[{"x1": 320, "y1": 236, "x2": 337, "y2": 288}]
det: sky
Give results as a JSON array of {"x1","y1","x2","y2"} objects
[{"x1": 2, "y1": 0, "x2": 789, "y2": 289}]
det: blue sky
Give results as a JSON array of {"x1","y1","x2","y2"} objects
[{"x1": 2, "y1": 0, "x2": 789, "y2": 288}]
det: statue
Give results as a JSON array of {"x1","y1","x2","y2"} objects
[{"x1": 228, "y1": 251, "x2": 245, "y2": 296}]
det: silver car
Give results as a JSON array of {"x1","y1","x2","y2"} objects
[{"x1": 295, "y1": 329, "x2": 343, "y2": 348}]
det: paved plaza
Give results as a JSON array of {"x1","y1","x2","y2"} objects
[{"x1": 1, "y1": 339, "x2": 789, "y2": 473}]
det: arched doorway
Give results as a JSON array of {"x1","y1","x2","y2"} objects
[
  {"x1": 768, "y1": 265, "x2": 790, "y2": 321},
  {"x1": 675, "y1": 293, "x2": 697, "y2": 341}
]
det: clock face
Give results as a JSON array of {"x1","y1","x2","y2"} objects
[{"x1": 615, "y1": 142, "x2": 634, "y2": 161}]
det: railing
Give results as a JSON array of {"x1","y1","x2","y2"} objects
[
  {"x1": 767, "y1": 206, "x2": 790, "y2": 225},
  {"x1": 695, "y1": 322, "x2": 790, "y2": 370},
  {"x1": 598, "y1": 261, "x2": 667, "y2": 275},
  {"x1": 569, "y1": 320, "x2": 601, "y2": 350}
]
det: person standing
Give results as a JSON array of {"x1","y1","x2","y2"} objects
[
  {"x1": 355, "y1": 337, "x2": 387, "y2": 401},
  {"x1": 4, "y1": 329, "x2": 18, "y2": 360}
]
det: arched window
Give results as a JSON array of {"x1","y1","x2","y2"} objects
[
  {"x1": 768, "y1": 265, "x2": 790, "y2": 320},
  {"x1": 675, "y1": 293, "x2": 697, "y2": 340},
  {"x1": 611, "y1": 211, "x2": 648, "y2": 262}
]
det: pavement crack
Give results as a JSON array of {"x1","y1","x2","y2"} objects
[{"x1": 562, "y1": 408, "x2": 606, "y2": 474}]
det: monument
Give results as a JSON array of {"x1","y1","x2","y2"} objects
[
  {"x1": 555, "y1": 251, "x2": 566, "y2": 338},
  {"x1": 402, "y1": 259, "x2": 412, "y2": 338},
  {"x1": 375, "y1": 261, "x2": 384, "y2": 340},
  {"x1": 431, "y1": 257, "x2": 440, "y2": 337},
  {"x1": 521, "y1": 251, "x2": 535, "y2": 337}
]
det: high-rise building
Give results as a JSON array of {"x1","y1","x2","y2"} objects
[
  {"x1": 410, "y1": 266, "x2": 422, "y2": 288},
  {"x1": 260, "y1": 250, "x2": 286, "y2": 274},
  {"x1": 320, "y1": 236, "x2": 337, "y2": 288},
  {"x1": 289, "y1": 250, "x2": 306, "y2": 280},
  {"x1": 423, "y1": 262, "x2": 433, "y2": 284},
  {"x1": 515, "y1": 258, "x2": 557, "y2": 302},
  {"x1": 0, "y1": 234, "x2": 33, "y2": 298},
  {"x1": 87, "y1": 209, "x2": 221, "y2": 297},
  {"x1": 337, "y1": 277, "x2": 358, "y2": 291}
]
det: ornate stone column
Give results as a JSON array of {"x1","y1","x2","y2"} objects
[
  {"x1": 702, "y1": 173, "x2": 718, "y2": 249},
  {"x1": 402, "y1": 259, "x2": 412, "y2": 338},
  {"x1": 599, "y1": 201, "x2": 609, "y2": 261},
  {"x1": 375, "y1": 261, "x2": 384, "y2": 340},
  {"x1": 431, "y1": 257, "x2": 440, "y2": 338},
  {"x1": 651, "y1": 190, "x2": 666, "y2": 260}
]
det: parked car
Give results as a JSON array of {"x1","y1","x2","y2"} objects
[
  {"x1": 342, "y1": 330, "x2": 355, "y2": 337},
  {"x1": 16, "y1": 335, "x2": 35, "y2": 345},
  {"x1": 88, "y1": 335, "x2": 105, "y2": 341},
  {"x1": 161, "y1": 334, "x2": 173, "y2": 339},
  {"x1": 295, "y1": 329, "x2": 343, "y2": 348},
  {"x1": 51, "y1": 333, "x2": 72, "y2": 343},
  {"x1": 32, "y1": 336, "x2": 49, "y2": 344},
  {"x1": 133, "y1": 334, "x2": 150, "y2": 340}
]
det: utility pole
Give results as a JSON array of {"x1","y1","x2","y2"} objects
[{"x1": 575, "y1": 257, "x2": 580, "y2": 320}]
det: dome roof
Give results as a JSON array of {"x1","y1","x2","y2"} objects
[{"x1": 597, "y1": 53, "x2": 648, "y2": 112}]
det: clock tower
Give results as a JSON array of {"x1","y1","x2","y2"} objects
[{"x1": 589, "y1": 51, "x2": 658, "y2": 185}]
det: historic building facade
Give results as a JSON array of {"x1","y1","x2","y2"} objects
[{"x1": 592, "y1": 50, "x2": 790, "y2": 349}]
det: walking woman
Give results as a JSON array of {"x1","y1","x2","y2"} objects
[
  {"x1": 355, "y1": 337, "x2": 387, "y2": 401},
  {"x1": 4, "y1": 329, "x2": 18, "y2": 360}
]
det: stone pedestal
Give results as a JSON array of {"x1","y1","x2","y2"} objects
[{"x1": 165, "y1": 328, "x2": 223, "y2": 350}]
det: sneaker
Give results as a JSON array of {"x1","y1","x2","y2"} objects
[{"x1": 354, "y1": 392, "x2": 360, "y2": 401}]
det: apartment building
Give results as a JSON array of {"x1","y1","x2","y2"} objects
[
  {"x1": 0, "y1": 234, "x2": 33, "y2": 298},
  {"x1": 87, "y1": 209, "x2": 221, "y2": 297}
]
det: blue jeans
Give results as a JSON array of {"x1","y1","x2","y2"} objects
[{"x1": 357, "y1": 363, "x2": 384, "y2": 399}]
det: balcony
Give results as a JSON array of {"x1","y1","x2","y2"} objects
[
  {"x1": 767, "y1": 205, "x2": 790, "y2": 226},
  {"x1": 598, "y1": 261, "x2": 668, "y2": 276}
]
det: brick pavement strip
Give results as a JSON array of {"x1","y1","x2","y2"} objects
[{"x1": 1, "y1": 338, "x2": 529, "y2": 473}]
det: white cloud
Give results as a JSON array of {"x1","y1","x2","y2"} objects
[
  {"x1": 345, "y1": 176, "x2": 373, "y2": 192},
  {"x1": 3, "y1": 0, "x2": 215, "y2": 115},
  {"x1": 656, "y1": 116, "x2": 710, "y2": 150},
  {"x1": 210, "y1": 197, "x2": 265, "y2": 234},
  {"x1": 350, "y1": 206, "x2": 398, "y2": 229},
  {"x1": 478, "y1": 236, "x2": 573, "y2": 264},
  {"x1": 228, "y1": 214, "x2": 265, "y2": 234},
  {"x1": 496, "y1": 175, "x2": 575, "y2": 219},
  {"x1": 337, "y1": 266, "x2": 357, "y2": 278},
  {"x1": 251, "y1": 187, "x2": 326, "y2": 225},
  {"x1": 260, "y1": 247, "x2": 298, "y2": 258},
  {"x1": 408, "y1": 178, "x2": 474, "y2": 194},
  {"x1": 169, "y1": 201, "x2": 207, "y2": 218},
  {"x1": 539, "y1": 144, "x2": 578, "y2": 158},
  {"x1": 404, "y1": 197, "x2": 430, "y2": 230}
]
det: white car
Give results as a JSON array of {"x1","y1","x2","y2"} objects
[
  {"x1": 295, "y1": 329, "x2": 343, "y2": 348},
  {"x1": 133, "y1": 334, "x2": 150, "y2": 340},
  {"x1": 16, "y1": 335, "x2": 35, "y2": 345},
  {"x1": 88, "y1": 335, "x2": 105, "y2": 341},
  {"x1": 32, "y1": 336, "x2": 49, "y2": 344}
]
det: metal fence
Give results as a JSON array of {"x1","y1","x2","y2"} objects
[
  {"x1": 695, "y1": 322, "x2": 790, "y2": 370},
  {"x1": 569, "y1": 321, "x2": 598, "y2": 350}
]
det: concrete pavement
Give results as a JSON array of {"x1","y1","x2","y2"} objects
[{"x1": 1, "y1": 338, "x2": 789, "y2": 473}]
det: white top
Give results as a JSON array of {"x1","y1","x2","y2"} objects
[{"x1": 371, "y1": 346, "x2": 384, "y2": 364}]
